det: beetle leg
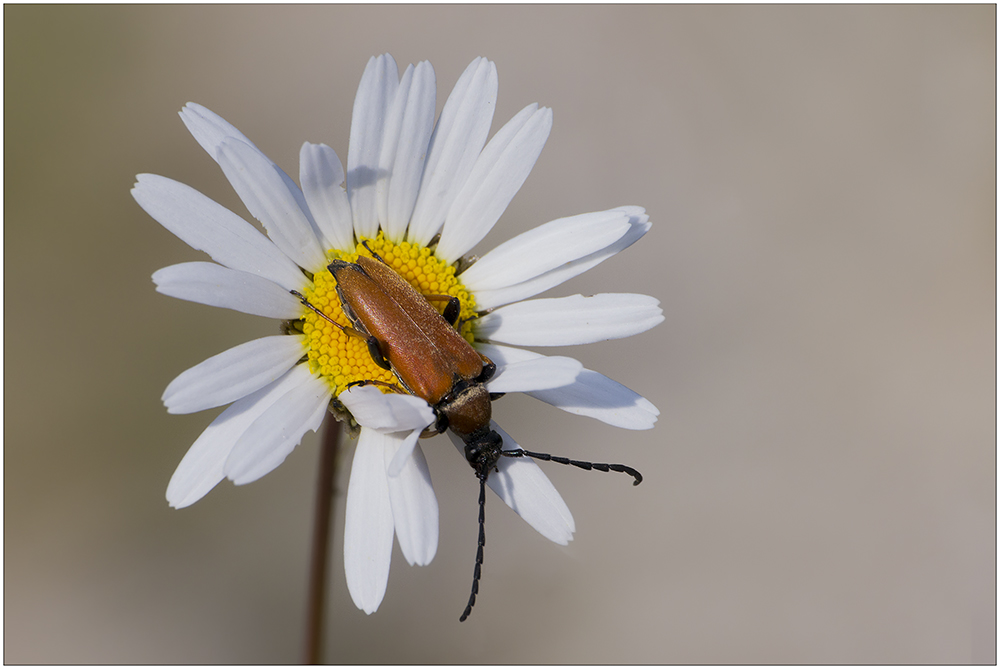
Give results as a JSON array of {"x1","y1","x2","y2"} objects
[
  {"x1": 419, "y1": 425, "x2": 443, "y2": 439},
  {"x1": 293, "y1": 289, "x2": 391, "y2": 371},
  {"x1": 360, "y1": 239, "x2": 386, "y2": 263},
  {"x1": 442, "y1": 296, "x2": 461, "y2": 326},
  {"x1": 361, "y1": 337, "x2": 391, "y2": 371},
  {"x1": 475, "y1": 353, "x2": 496, "y2": 383},
  {"x1": 425, "y1": 295, "x2": 462, "y2": 326},
  {"x1": 345, "y1": 379, "x2": 409, "y2": 394},
  {"x1": 420, "y1": 294, "x2": 462, "y2": 326},
  {"x1": 292, "y1": 290, "x2": 338, "y2": 326}
]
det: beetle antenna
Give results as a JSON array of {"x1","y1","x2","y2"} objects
[
  {"x1": 501, "y1": 449, "x2": 643, "y2": 486},
  {"x1": 459, "y1": 474, "x2": 488, "y2": 622},
  {"x1": 290, "y1": 290, "x2": 340, "y2": 328}
]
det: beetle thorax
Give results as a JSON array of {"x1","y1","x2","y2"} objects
[{"x1": 440, "y1": 382, "x2": 492, "y2": 438}]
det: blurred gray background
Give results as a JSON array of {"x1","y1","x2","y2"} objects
[{"x1": 4, "y1": 5, "x2": 994, "y2": 664}]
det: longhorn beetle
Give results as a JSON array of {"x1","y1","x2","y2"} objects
[{"x1": 294, "y1": 242, "x2": 642, "y2": 621}]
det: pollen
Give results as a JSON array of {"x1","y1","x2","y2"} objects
[{"x1": 296, "y1": 232, "x2": 479, "y2": 397}]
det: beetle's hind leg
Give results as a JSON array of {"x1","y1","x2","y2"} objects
[
  {"x1": 345, "y1": 379, "x2": 409, "y2": 395},
  {"x1": 291, "y1": 289, "x2": 391, "y2": 371}
]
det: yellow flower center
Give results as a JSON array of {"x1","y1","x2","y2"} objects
[{"x1": 297, "y1": 233, "x2": 478, "y2": 398}]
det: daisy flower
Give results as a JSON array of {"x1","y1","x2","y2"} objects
[{"x1": 133, "y1": 54, "x2": 662, "y2": 616}]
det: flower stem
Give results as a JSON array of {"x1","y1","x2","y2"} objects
[{"x1": 304, "y1": 421, "x2": 341, "y2": 664}]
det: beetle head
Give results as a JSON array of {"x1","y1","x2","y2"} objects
[{"x1": 462, "y1": 426, "x2": 504, "y2": 480}]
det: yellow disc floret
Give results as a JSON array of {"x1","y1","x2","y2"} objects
[{"x1": 297, "y1": 233, "x2": 479, "y2": 398}]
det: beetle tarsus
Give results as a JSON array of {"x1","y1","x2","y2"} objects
[
  {"x1": 364, "y1": 337, "x2": 391, "y2": 371},
  {"x1": 360, "y1": 239, "x2": 386, "y2": 264},
  {"x1": 442, "y1": 296, "x2": 461, "y2": 326}
]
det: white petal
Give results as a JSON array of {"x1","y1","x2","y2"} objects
[
  {"x1": 299, "y1": 142, "x2": 355, "y2": 252},
  {"x1": 527, "y1": 370, "x2": 660, "y2": 430},
  {"x1": 179, "y1": 105, "x2": 329, "y2": 259},
  {"x1": 485, "y1": 356, "x2": 582, "y2": 394},
  {"x1": 179, "y1": 102, "x2": 261, "y2": 160},
  {"x1": 474, "y1": 293, "x2": 664, "y2": 346},
  {"x1": 470, "y1": 208, "x2": 652, "y2": 310},
  {"x1": 449, "y1": 424, "x2": 575, "y2": 545},
  {"x1": 165, "y1": 366, "x2": 311, "y2": 508},
  {"x1": 132, "y1": 174, "x2": 306, "y2": 292},
  {"x1": 377, "y1": 61, "x2": 436, "y2": 243},
  {"x1": 385, "y1": 439, "x2": 439, "y2": 566},
  {"x1": 375, "y1": 63, "x2": 414, "y2": 234},
  {"x1": 152, "y1": 262, "x2": 303, "y2": 318},
  {"x1": 407, "y1": 57, "x2": 498, "y2": 247},
  {"x1": 338, "y1": 385, "x2": 436, "y2": 432},
  {"x1": 348, "y1": 54, "x2": 399, "y2": 240},
  {"x1": 224, "y1": 369, "x2": 331, "y2": 485},
  {"x1": 459, "y1": 208, "x2": 634, "y2": 292},
  {"x1": 163, "y1": 335, "x2": 306, "y2": 414},
  {"x1": 344, "y1": 428, "x2": 395, "y2": 614},
  {"x1": 216, "y1": 138, "x2": 328, "y2": 272},
  {"x1": 386, "y1": 428, "x2": 422, "y2": 478},
  {"x1": 436, "y1": 105, "x2": 553, "y2": 263},
  {"x1": 477, "y1": 343, "x2": 660, "y2": 430}
]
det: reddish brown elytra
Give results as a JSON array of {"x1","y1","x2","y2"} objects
[{"x1": 293, "y1": 242, "x2": 642, "y2": 622}]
